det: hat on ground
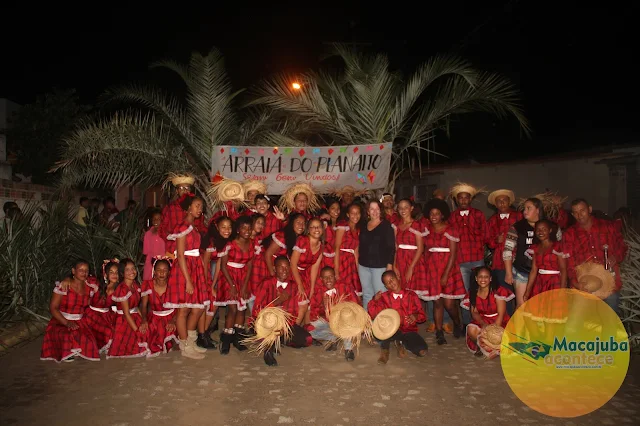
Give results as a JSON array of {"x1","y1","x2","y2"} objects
[
  {"x1": 371, "y1": 308, "x2": 401, "y2": 341},
  {"x1": 242, "y1": 307, "x2": 293, "y2": 354},
  {"x1": 488, "y1": 189, "x2": 515, "y2": 207},
  {"x1": 328, "y1": 300, "x2": 372, "y2": 351},
  {"x1": 575, "y1": 261, "x2": 615, "y2": 300}
]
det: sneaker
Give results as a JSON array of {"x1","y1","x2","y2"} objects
[{"x1": 436, "y1": 330, "x2": 447, "y2": 345}]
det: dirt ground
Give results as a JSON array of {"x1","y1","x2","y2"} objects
[{"x1": 1, "y1": 329, "x2": 639, "y2": 426}]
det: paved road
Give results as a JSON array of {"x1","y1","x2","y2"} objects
[{"x1": 1, "y1": 331, "x2": 638, "y2": 426}]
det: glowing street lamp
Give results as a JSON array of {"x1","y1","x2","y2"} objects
[{"x1": 292, "y1": 82, "x2": 301, "y2": 90}]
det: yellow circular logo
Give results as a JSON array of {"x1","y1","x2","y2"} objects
[{"x1": 501, "y1": 288, "x2": 630, "y2": 418}]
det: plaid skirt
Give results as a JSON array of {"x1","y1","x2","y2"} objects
[
  {"x1": 396, "y1": 247, "x2": 429, "y2": 295},
  {"x1": 106, "y1": 312, "x2": 151, "y2": 359},
  {"x1": 83, "y1": 306, "x2": 116, "y2": 353},
  {"x1": 165, "y1": 255, "x2": 208, "y2": 309},
  {"x1": 338, "y1": 250, "x2": 361, "y2": 295},
  {"x1": 250, "y1": 254, "x2": 270, "y2": 296},
  {"x1": 40, "y1": 316, "x2": 100, "y2": 362},
  {"x1": 215, "y1": 264, "x2": 249, "y2": 311},
  {"x1": 425, "y1": 252, "x2": 466, "y2": 299},
  {"x1": 148, "y1": 310, "x2": 178, "y2": 355}
]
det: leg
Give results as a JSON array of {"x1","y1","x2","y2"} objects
[
  {"x1": 295, "y1": 303, "x2": 308, "y2": 326},
  {"x1": 370, "y1": 267, "x2": 387, "y2": 296},
  {"x1": 443, "y1": 298, "x2": 463, "y2": 338},
  {"x1": 180, "y1": 308, "x2": 206, "y2": 359},
  {"x1": 433, "y1": 298, "x2": 447, "y2": 344},
  {"x1": 225, "y1": 304, "x2": 237, "y2": 329},
  {"x1": 493, "y1": 269, "x2": 515, "y2": 316},
  {"x1": 196, "y1": 306, "x2": 217, "y2": 349},
  {"x1": 377, "y1": 330, "x2": 402, "y2": 364},
  {"x1": 603, "y1": 291, "x2": 621, "y2": 316},
  {"x1": 176, "y1": 308, "x2": 189, "y2": 340},
  {"x1": 459, "y1": 262, "x2": 473, "y2": 324},
  {"x1": 514, "y1": 281, "x2": 527, "y2": 308},
  {"x1": 358, "y1": 265, "x2": 374, "y2": 310},
  {"x1": 401, "y1": 332, "x2": 428, "y2": 356},
  {"x1": 288, "y1": 324, "x2": 312, "y2": 348}
]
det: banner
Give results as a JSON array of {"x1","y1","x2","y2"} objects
[{"x1": 212, "y1": 143, "x2": 393, "y2": 194}]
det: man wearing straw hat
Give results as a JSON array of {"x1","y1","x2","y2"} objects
[
  {"x1": 380, "y1": 193, "x2": 400, "y2": 225},
  {"x1": 159, "y1": 173, "x2": 207, "y2": 255},
  {"x1": 562, "y1": 198, "x2": 628, "y2": 315},
  {"x1": 241, "y1": 180, "x2": 268, "y2": 215},
  {"x1": 368, "y1": 271, "x2": 427, "y2": 365},
  {"x1": 486, "y1": 189, "x2": 522, "y2": 316},
  {"x1": 449, "y1": 182, "x2": 488, "y2": 325}
]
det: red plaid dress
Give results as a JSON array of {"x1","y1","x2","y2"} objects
[
  {"x1": 309, "y1": 282, "x2": 358, "y2": 322},
  {"x1": 524, "y1": 242, "x2": 569, "y2": 324},
  {"x1": 321, "y1": 221, "x2": 338, "y2": 270},
  {"x1": 41, "y1": 281, "x2": 100, "y2": 362},
  {"x1": 215, "y1": 240, "x2": 255, "y2": 311},
  {"x1": 449, "y1": 207, "x2": 488, "y2": 264},
  {"x1": 367, "y1": 289, "x2": 426, "y2": 333},
  {"x1": 335, "y1": 222, "x2": 362, "y2": 295},
  {"x1": 204, "y1": 244, "x2": 218, "y2": 311},
  {"x1": 424, "y1": 223, "x2": 466, "y2": 299},
  {"x1": 141, "y1": 280, "x2": 178, "y2": 355},
  {"x1": 393, "y1": 221, "x2": 429, "y2": 300},
  {"x1": 292, "y1": 235, "x2": 323, "y2": 295},
  {"x1": 252, "y1": 275, "x2": 306, "y2": 326},
  {"x1": 83, "y1": 284, "x2": 116, "y2": 353},
  {"x1": 160, "y1": 200, "x2": 206, "y2": 254},
  {"x1": 385, "y1": 211, "x2": 401, "y2": 226},
  {"x1": 460, "y1": 286, "x2": 513, "y2": 357},
  {"x1": 261, "y1": 211, "x2": 284, "y2": 239},
  {"x1": 486, "y1": 210, "x2": 522, "y2": 270},
  {"x1": 250, "y1": 239, "x2": 270, "y2": 298},
  {"x1": 106, "y1": 282, "x2": 151, "y2": 359},
  {"x1": 164, "y1": 223, "x2": 208, "y2": 309},
  {"x1": 553, "y1": 209, "x2": 570, "y2": 230}
]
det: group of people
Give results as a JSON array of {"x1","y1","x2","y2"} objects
[{"x1": 40, "y1": 174, "x2": 628, "y2": 366}]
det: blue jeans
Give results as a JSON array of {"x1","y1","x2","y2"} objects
[
  {"x1": 358, "y1": 265, "x2": 387, "y2": 311},
  {"x1": 603, "y1": 291, "x2": 621, "y2": 316},
  {"x1": 460, "y1": 260, "x2": 485, "y2": 324},
  {"x1": 310, "y1": 320, "x2": 352, "y2": 350},
  {"x1": 427, "y1": 301, "x2": 451, "y2": 323},
  {"x1": 492, "y1": 268, "x2": 515, "y2": 316}
]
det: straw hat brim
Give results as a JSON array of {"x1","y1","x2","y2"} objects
[
  {"x1": 481, "y1": 324, "x2": 505, "y2": 350},
  {"x1": 517, "y1": 192, "x2": 567, "y2": 218},
  {"x1": 164, "y1": 172, "x2": 196, "y2": 189},
  {"x1": 450, "y1": 182, "x2": 485, "y2": 199},
  {"x1": 372, "y1": 308, "x2": 401, "y2": 341},
  {"x1": 576, "y1": 262, "x2": 615, "y2": 300},
  {"x1": 208, "y1": 178, "x2": 246, "y2": 203},
  {"x1": 488, "y1": 189, "x2": 515, "y2": 206},
  {"x1": 328, "y1": 302, "x2": 372, "y2": 340},
  {"x1": 242, "y1": 306, "x2": 293, "y2": 354},
  {"x1": 278, "y1": 183, "x2": 320, "y2": 213},
  {"x1": 243, "y1": 180, "x2": 267, "y2": 195},
  {"x1": 334, "y1": 185, "x2": 366, "y2": 198}
]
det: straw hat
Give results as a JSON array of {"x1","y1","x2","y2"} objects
[
  {"x1": 243, "y1": 180, "x2": 267, "y2": 196},
  {"x1": 371, "y1": 308, "x2": 401, "y2": 341},
  {"x1": 334, "y1": 185, "x2": 367, "y2": 198},
  {"x1": 208, "y1": 178, "x2": 245, "y2": 203},
  {"x1": 480, "y1": 324, "x2": 505, "y2": 351},
  {"x1": 241, "y1": 307, "x2": 293, "y2": 354},
  {"x1": 488, "y1": 189, "x2": 515, "y2": 207},
  {"x1": 450, "y1": 182, "x2": 484, "y2": 199},
  {"x1": 518, "y1": 191, "x2": 567, "y2": 218},
  {"x1": 575, "y1": 262, "x2": 615, "y2": 299},
  {"x1": 328, "y1": 301, "x2": 373, "y2": 350},
  {"x1": 164, "y1": 172, "x2": 195, "y2": 188},
  {"x1": 278, "y1": 183, "x2": 321, "y2": 213}
]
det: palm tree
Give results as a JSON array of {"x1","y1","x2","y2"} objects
[
  {"x1": 247, "y1": 44, "x2": 531, "y2": 190},
  {"x1": 52, "y1": 48, "x2": 242, "y2": 202}
]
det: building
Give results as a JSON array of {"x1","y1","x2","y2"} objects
[{"x1": 394, "y1": 144, "x2": 640, "y2": 218}]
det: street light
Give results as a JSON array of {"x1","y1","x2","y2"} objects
[{"x1": 292, "y1": 82, "x2": 301, "y2": 90}]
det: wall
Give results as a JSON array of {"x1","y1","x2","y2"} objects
[
  {"x1": 395, "y1": 151, "x2": 638, "y2": 217},
  {"x1": 0, "y1": 179, "x2": 96, "y2": 212}
]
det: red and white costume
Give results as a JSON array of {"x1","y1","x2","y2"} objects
[
  {"x1": 83, "y1": 281, "x2": 116, "y2": 353},
  {"x1": 486, "y1": 210, "x2": 522, "y2": 271},
  {"x1": 392, "y1": 221, "x2": 430, "y2": 301},
  {"x1": 141, "y1": 280, "x2": 178, "y2": 355},
  {"x1": 524, "y1": 242, "x2": 569, "y2": 324},
  {"x1": 449, "y1": 207, "x2": 488, "y2": 265},
  {"x1": 293, "y1": 235, "x2": 322, "y2": 296},
  {"x1": 214, "y1": 240, "x2": 254, "y2": 311},
  {"x1": 164, "y1": 223, "x2": 208, "y2": 309},
  {"x1": 423, "y1": 223, "x2": 466, "y2": 300},
  {"x1": 367, "y1": 289, "x2": 426, "y2": 333},
  {"x1": 41, "y1": 281, "x2": 100, "y2": 362},
  {"x1": 335, "y1": 222, "x2": 362, "y2": 296},
  {"x1": 309, "y1": 282, "x2": 358, "y2": 322},
  {"x1": 250, "y1": 239, "x2": 270, "y2": 298},
  {"x1": 159, "y1": 199, "x2": 206, "y2": 254},
  {"x1": 252, "y1": 276, "x2": 308, "y2": 325},
  {"x1": 107, "y1": 282, "x2": 151, "y2": 359},
  {"x1": 461, "y1": 287, "x2": 514, "y2": 358}
]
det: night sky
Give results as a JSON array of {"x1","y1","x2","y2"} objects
[{"x1": 2, "y1": 2, "x2": 637, "y2": 162}]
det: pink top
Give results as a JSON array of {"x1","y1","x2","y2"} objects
[{"x1": 143, "y1": 228, "x2": 166, "y2": 281}]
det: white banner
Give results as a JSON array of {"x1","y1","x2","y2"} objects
[{"x1": 212, "y1": 143, "x2": 393, "y2": 194}]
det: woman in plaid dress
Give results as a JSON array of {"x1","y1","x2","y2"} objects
[
  {"x1": 321, "y1": 200, "x2": 341, "y2": 269},
  {"x1": 263, "y1": 213, "x2": 307, "y2": 276},
  {"x1": 41, "y1": 260, "x2": 100, "y2": 362},
  {"x1": 423, "y1": 198, "x2": 466, "y2": 345},
  {"x1": 393, "y1": 198, "x2": 429, "y2": 301},
  {"x1": 248, "y1": 214, "x2": 267, "y2": 304},
  {"x1": 461, "y1": 266, "x2": 514, "y2": 358},
  {"x1": 164, "y1": 195, "x2": 208, "y2": 359},
  {"x1": 215, "y1": 216, "x2": 255, "y2": 354},
  {"x1": 107, "y1": 259, "x2": 151, "y2": 359},
  {"x1": 334, "y1": 204, "x2": 365, "y2": 297},
  {"x1": 140, "y1": 258, "x2": 178, "y2": 356},
  {"x1": 291, "y1": 218, "x2": 324, "y2": 322},
  {"x1": 83, "y1": 259, "x2": 119, "y2": 353}
]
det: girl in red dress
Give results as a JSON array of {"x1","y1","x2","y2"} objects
[
  {"x1": 334, "y1": 203, "x2": 365, "y2": 297},
  {"x1": 291, "y1": 217, "x2": 324, "y2": 322},
  {"x1": 254, "y1": 194, "x2": 285, "y2": 239},
  {"x1": 215, "y1": 216, "x2": 255, "y2": 354},
  {"x1": 461, "y1": 266, "x2": 513, "y2": 359},
  {"x1": 107, "y1": 259, "x2": 151, "y2": 359},
  {"x1": 393, "y1": 198, "x2": 429, "y2": 301},
  {"x1": 423, "y1": 198, "x2": 465, "y2": 345},
  {"x1": 264, "y1": 213, "x2": 307, "y2": 276},
  {"x1": 83, "y1": 259, "x2": 119, "y2": 353},
  {"x1": 247, "y1": 214, "x2": 266, "y2": 308},
  {"x1": 196, "y1": 216, "x2": 234, "y2": 350},
  {"x1": 41, "y1": 260, "x2": 100, "y2": 362},
  {"x1": 321, "y1": 199, "x2": 341, "y2": 270},
  {"x1": 164, "y1": 195, "x2": 208, "y2": 359},
  {"x1": 140, "y1": 258, "x2": 178, "y2": 356}
]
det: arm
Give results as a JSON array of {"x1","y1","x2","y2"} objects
[
  {"x1": 558, "y1": 254, "x2": 568, "y2": 289},
  {"x1": 264, "y1": 240, "x2": 280, "y2": 276},
  {"x1": 383, "y1": 222, "x2": 396, "y2": 270},
  {"x1": 309, "y1": 252, "x2": 323, "y2": 297},
  {"x1": 406, "y1": 232, "x2": 424, "y2": 281},
  {"x1": 523, "y1": 256, "x2": 538, "y2": 301},
  {"x1": 503, "y1": 226, "x2": 518, "y2": 285},
  {"x1": 139, "y1": 293, "x2": 149, "y2": 334},
  {"x1": 441, "y1": 239, "x2": 458, "y2": 287},
  {"x1": 219, "y1": 252, "x2": 237, "y2": 298},
  {"x1": 290, "y1": 249, "x2": 306, "y2": 297},
  {"x1": 202, "y1": 250, "x2": 212, "y2": 285},
  {"x1": 471, "y1": 306, "x2": 488, "y2": 328},
  {"x1": 486, "y1": 217, "x2": 498, "y2": 249},
  {"x1": 334, "y1": 227, "x2": 346, "y2": 279},
  {"x1": 49, "y1": 289, "x2": 77, "y2": 329},
  {"x1": 561, "y1": 231, "x2": 577, "y2": 286},
  {"x1": 495, "y1": 298, "x2": 507, "y2": 326},
  {"x1": 176, "y1": 236, "x2": 194, "y2": 294},
  {"x1": 120, "y1": 297, "x2": 139, "y2": 332},
  {"x1": 241, "y1": 258, "x2": 253, "y2": 300}
]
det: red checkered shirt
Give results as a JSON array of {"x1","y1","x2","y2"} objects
[
  {"x1": 449, "y1": 207, "x2": 488, "y2": 264},
  {"x1": 486, "y1": 210, "x2": 523, "y2": 270},
  {"x1": 562, "y1": 217, "x2": 628, "y2": 291},
  {"x1": 159, "y1": 200, "x2": 206, "y2": 253},
  {"x1": 252, "y1": 275, "x2": 306, "y2": 325},
  {"x1": 309, "y1": 281, "x2": 358, "y2": 322},
  {"x1": 367, "y1": 289, "x2": 426, "y2": 333}
]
